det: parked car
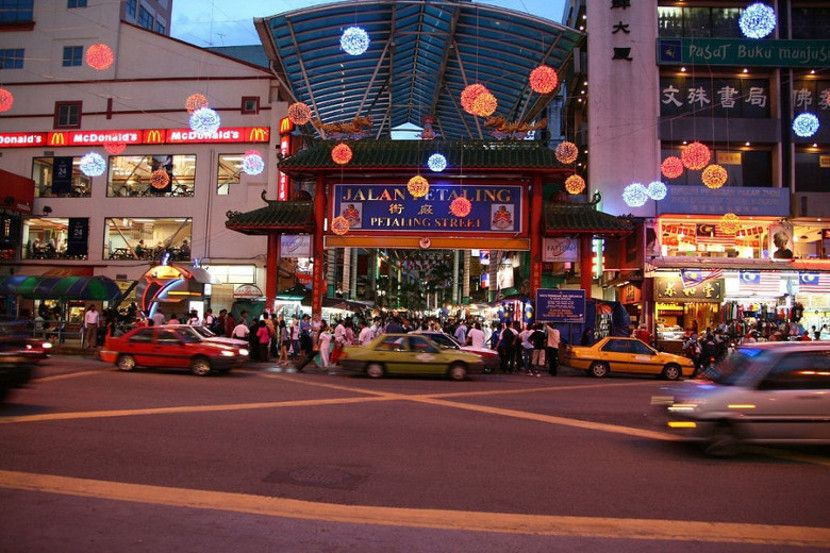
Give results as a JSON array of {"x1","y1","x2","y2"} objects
[
  {"x1": 100, "y1": 326, "x2": 249, "y2": 376},
  {"x1": 0, "y1": 319, "x2": 50, "y2": 400},
  {"x1": 340, "y1": 333, "x2": 483, "y2": 381},
  {"x1": 413, "y1": 331, "x2": 500, "y2": 370},
  {"x1": 561, "y1": 336, "x2": 694, "y2": 380},
  {"x1": 161, "y1": 324, "x2": 249, "y2": 348},
  {"x1": 665, "y1": 342, "x2": 830, "y2": 456},
  {"x1": 0, "y1": 318, "x2": 52, "y2": 360}
]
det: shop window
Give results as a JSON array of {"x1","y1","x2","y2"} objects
[
  {"x1": 0, "y1": 213, "x2": 21, "y2": 261},
  {"x1": 0, "y1": 48, "x2": 24, "y2": 69},
  {"x1": 107, "y1": 154, "x2": 196, "y2": 197},
  {"x1": 54, "y1": 101, "x2": 82, "y2": 129},
  {"x1": 792, "y1": 8, "x2": 830, "y2": 40},
  {"x1": 103, "y1": 217, "x2": 192, "y2": 262},
  {"x1": 657, "y1": 7, "x2": 682, "y2": 37},
  {"x1": 22, "y1": 217, "x2": 88, "y2": 260},
  {"x1": 62, "y1": 46, "x2": 83, "y2": 67},
  {"x1": 657, "y1": 7, "x2": 742, "y2": 38},
  {"x1": 217, "y1": 153, "x2": 243, "y2": 195},
  {"x1": 660, "y1": 147, "x2": 772, "y2": 187},
  {"x1": 241, "y1": 96, "x2": 260, "y2": 114},
  {"x1": 32, "y1": 157, "x2": 92, "y2": 198},
  {"x1": 795, "y1": 150, "x2": 830, "y2": 193}
]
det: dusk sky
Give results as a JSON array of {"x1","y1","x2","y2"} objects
[{"x1": 171, "y1": 0, "x2": 569, "y2": 47}]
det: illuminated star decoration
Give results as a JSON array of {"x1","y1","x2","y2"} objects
[
  {"x1": 565, "y1": 175, "x2": 586, "y2": 195},
  {"x1": 242, "y1": 151, "x2": 265, "y2": 176},
  {"x1": 427, "y1": 153, "x2": 447, "y2": 172},
  {"x1": 150, "y1": 168, "x2": 170, "y2": 189},
  {"x1": 331, "y1": 215, "x2": 350, "y2": 235},
  {"x1": 189, "y1": 107, "x2": 221, "y2": 134},
  {"x1": 622, "y1": 183, "x2": 649, "y2": 207},
  {"x1": 85, "y1": 43, "x2": 114, "y2": 70},
  {"x1": 104, "y1": 142, "x2": 127, "y2": 155},
  {"x1": 702, "y1": 164, "x2": 728, "y2": 189},
  {"x1": 792, "y1": 113, "x2": 819, "y2": 137},
  {"x1": 529, "y1": 65, "x2": 559, "y2": 94},
  {"x1": 185, "y1": 93, "x2": 209, "y2": 113},
  {"x1": 450, "y1": 196, "x2": 472, "y2": 217},
  {"x1": 79, "y1": 152, "x2": 107, "y2": 177},
  {"x1": 407, "y1": 176, "x2": 430, "y2": 198},
  {"x1": 681, "y1": 141, "x2": 711, "y2": 170},
  {"x1": 0, "y1": 87, "x2": 13, "y2": 112},
  {"x1": 647, "y1": 181, "x2": 667, "y2": 201},
  {"x1": 661, "y1": 156, "x2": 684, "y2": 179},
  {"x1": 555, "y1": 141, "x2": 579, "y2": 164},
  {"x1": 739, "y1": 3, "x2": 776, "y2": 39},
  {"x1": 331, "y1": 143, "x2": 353, "y2": 165},
  {"x1": 719, "y1": 213, "x2": 740, "y2": 235},
  {"x1": 340, "y1": 26, "x2": 370, "y2": 56},
  {"x1": 287, "y1": 102, "x2": 312, "y2": 125}
]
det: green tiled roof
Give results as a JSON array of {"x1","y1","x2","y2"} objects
[
  {"x1": 544, "y1": 202, "x2": 634, "y2": 235},
  {"x1": 279, "y1": 140, "x2": 569, "y2": 175},
  {"x1": 225, "y1": 199, "x2": 314, "y2": 235}
]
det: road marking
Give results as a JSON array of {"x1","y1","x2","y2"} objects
[
  {"x1": 36, "y1": 370, "x2": 101, "y2": 383},
  {"x1": 0, "y1": 470, "x2": 826, "y2": 547},
  {"x1": 427, "y1": 380, "x2": 654, "y2": 399}
]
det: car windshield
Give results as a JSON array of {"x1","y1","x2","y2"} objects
[
  {"x1": 427, "y1": 333, "x2": 459, "y2": 349},
  {"x1": 190, "y1": 326, "x2": 217, "y2": 338},
  {"x1": 703, "y1": 348, "x2": 771, "y2": 386},
  {"x1": 176, "y1": 327, "x2": 205, "y2": 343}
]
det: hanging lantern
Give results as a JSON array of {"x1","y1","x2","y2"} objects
[
  {"x1": 702, "y1": 164, "x2": 728, "y2": 189},
  {"x1": 287, "y1": 102, "x2": 312, "y2": 125},
  {"x1": 460, "y1": 84, "x2": 489, "y2": 114},
  {"x1": 331, "y1": 143, "x2": 353, "y2": 165},
  {"x1": 189, "y1": 107, "x2": 221, "y2": 134},
  {"x1": 185, "y1": 93, "x2": 209, "y2": 113},
  {"x1": 427, "y1": 153, "x2": 447, "y2": 172},
  {"x1": 739, "y1": 3, "x2": 776, "y2": 39},
  {"x1": 79, "y1": 152, "x2": 107, "y2": 177},
  {"x1": 449, "y1": 196, "x2": 472, "y2": 217},
  {"x1": 529, "y1": 65, "x2": 559, "y2": 94},
  {"x1": 792, "y1": 113, "x2": 819, "y2": 137},
  {"x1": 0, "y1": 87, "x2": 13, "y2": 113},
  {"x1": 150, "y1": 168, "x2": 170, "y2": 189},
  {"x1": 103, "y1": 142, "x2": 127, "y2": 155},
  {"x1": 471, "y1": 92, "x2": 498, "y2": 117},
  {"x1": 681, "y1": 141, "x2": 711, "y2": 170},
  {"x1": 622, "y1": 183, "x2": 649, "y2": 207},
  {"x1": 555, "y1": 141, "x2": 579, "y2": 164},
  {"x1": 331, "y1": 215, "x2": 350, "y2": 235},
  {"x1": 340, "y1": 26, "x2": 370, "y2": 56},
  {"x1": 564, "y1": 175, "x2": 586, "y2": 195},
  {"x1": 407, "y1": 176, "x2": 430, "y2": 198},
  {"x1": 85, "y1": 43, "x2": 114, "y2": 70},
  {"x1": 242, "y1": 151, "x2": 265, "y2": 176},
  {"x1": 719, "y1": 213, "x2": 741, "y2": 235},
  {"x1": 661, "y1": 156, "x2": 684, "y2": 179},
  {"x1": 646, "y1": 181, "x2": 668, "y2": 201}
]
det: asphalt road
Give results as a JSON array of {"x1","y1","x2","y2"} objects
[{"x1": 0, "y1": 355, "x2": 828, "y2": 553}]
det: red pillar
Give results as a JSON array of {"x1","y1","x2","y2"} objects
[
  {"x1": 530, "y1": 174, "x2": 543, "y2": 297},
  {"x1": 580, "y1": 235, "x2": 593, "y2": 300},
  {"x1": 312, "y1": 174, "x2": 326, "y2": 318},
  {"x1": 265, "y1": 233, "x2": 280, "y2": 310}
]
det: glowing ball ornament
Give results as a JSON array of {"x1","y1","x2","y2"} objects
[
  {"x1": 719, "y1": 213, "x2": 740, "y2": 235},
  {"x1": 340, "y1": 26, "x2": 370, "y2": 56},
  {"x1": 331, "y1": 216, "x2": 350, "y2": 235},
  {"x1": 427, "y1": 153, "x2": 447, "y2": 172},
  {"x1": 287, "y1": 102, "x2": 312, "y2": 125},
  {"x1": 185, "y1": 93, "x2": 209, "y2": 113},
  {"x1": 793, "y1": 113, "x2": 819, "y2": 137},
  {"x1": 460, "y1": 84, "x2": 489, "y2": 114},
  {"x1": 555, "y1": 141, "x2": 579, "y2": 164},
  {"x1": 407, "y1": 176, "x2": 430, "y2": 198},
  {"x1": 702, "y1": 164, "x2": 728, "y2": 189},
  {"x1": 646, "y1": 181, "x2": 668, "y2": 201},
  {"x1": 471, "y1": 92, "x2": 498, "y2": 117},
  {"x1": 529, "y1": 65, "x2": 559, "y2": 94},
  {"x1": 450, "y1": 196, "x2": 472, "y2": 217},
  {"x1": 189, "y1": 107, "x2": 221, "y2": 134},
  {"x1": 661, "y1": 156, "x2": 684, "y2": 179},
  {"x1": 681, "y1": 141, "x2": 711, "y2": 170},
  {"x1": 104, "y1": 142, "x2": 127, "y2": 155},
  {"x1": 79, "y1": 152, "x2": 107, "y2": 177},
  {"x1": 622, "y1": 183, "x2": 649, "y2": 208},
  {"x1": 0, "y1": 87, "x2": 13, "y2": 112},
  {"x1": 331, "y1": 143, "x2": 353, "y2": 165},
  {"x1": 242, "y1": 151, "x2": 265, "y2": 176},
  {"x1": 150, "y1": 168, "x2": 170, "y2": 189},
  {"x1": 565, "y1": 175, "x2": 586, "y2": 195},
  {"x1": 739, "y1": 3, "x2": 776, "y2": 39},
  {"x1": 85, "y1": 43, "x2": 114, "y2": 70}
]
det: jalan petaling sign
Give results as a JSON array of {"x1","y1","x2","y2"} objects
[{"x1": 657, "y1": 38, "x2": 830, "y2": 68}]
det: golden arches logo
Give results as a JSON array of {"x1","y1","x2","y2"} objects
[
  {"x1": 249, "y1": 127, "x2": 269, "y2": 142},
  {"x1": 49, "y1": 133, "x2": 66, "y2": 146},
  {"x1": 144, "y1": 129, "x2": 164, "y2": 144},
  {"x1": 279, "y1": 117, "x2": 293, "y2": 134}
]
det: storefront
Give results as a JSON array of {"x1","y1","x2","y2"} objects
[
  {"x1": 654, "y1": 275, "x2": 724, "y2": 352},
  {"x1": 134, "y1": 259, "x2": 212, "y2": 319}
]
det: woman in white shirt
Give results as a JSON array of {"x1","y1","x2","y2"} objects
[{"x1": 318, "y1": 322, "x2": 333, "y2": 368}]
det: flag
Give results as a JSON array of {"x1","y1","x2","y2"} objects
[
  {"x1": 738, "y1": 270, "x2": 781, "y2": 296},
  {"x1": 798, "y1": 272, "x2": 830, "y2": 294},
  {"x1": 680, "y1": 269, "x2": 723, "y2": 289},
  {"x1": 696, "y1": 223, "x2": 735, "y2": 246}
]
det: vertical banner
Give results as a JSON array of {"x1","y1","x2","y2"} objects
[
  {"x1": 51, "y1": 157, "x2": 74, "y2": 195},
  {"x1": 66, "y1": 218, "x2": 88, "y2": 257}
]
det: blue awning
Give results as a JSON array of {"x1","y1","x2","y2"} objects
[{"x1": 0, "y1": 275, "x2": 122, "y2": 302}]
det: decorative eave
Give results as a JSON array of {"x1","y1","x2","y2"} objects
[
  {"x1": 544, "y1": 193, "x2": 634, "y2": 236},
  {"x1": 225, "y1": 191, "x2": 314, "y2": 236}
]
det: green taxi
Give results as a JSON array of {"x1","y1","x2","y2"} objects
[{"x1": 340, "y1": 333, "x2": 482, "y2": 381}]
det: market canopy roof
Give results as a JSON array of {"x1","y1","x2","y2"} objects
[
  {"x1": 225, "y1": 197, "x2": 314, "y2": 235},
  {"x1": 0, "y1": 275, "x2": 122, "y2": 302},
  {"x1": 544, "y1": 202, "x2": 634, "y2": 236},
  {"x1": 255, "y1": 1, "x2": 583, "y2": 140}
]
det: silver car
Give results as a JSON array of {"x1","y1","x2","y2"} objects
[{"x1": 665, "y1": 342, "x2": 830, "y2": 456}]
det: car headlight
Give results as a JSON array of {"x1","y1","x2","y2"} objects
[
  {"x1": 221, "y1": 350, "x2": 235, "y2": 357},
  {"x1": 667, "y1": 401, "x2": 702, "y2": 414},
  {"x1": 238, "y1": 348, "x2": 249, "y2": 357},
  {"x1": 41, "y1": 342, "x2": 53, "y2": 349}
]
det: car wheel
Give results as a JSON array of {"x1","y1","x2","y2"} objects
[
  {"x1": 448, "y1": 362, "x2": 467, "y2": 381},
  {"x1": 662, "y1": 364, "x2": 682, "y2": 381},
  {"x1": 704, "y1": 422, "x2": 741, "y2": 457},
  {"x1": 365, "y1": 363, "x2": 384, "y2": 378},
  {"x1": 589, "y1": 361, "x2": 609, "y2": 378},
  {"x1": 117, "y1": 354, "x2": 136, "y2": 372},
  {"x1": 190, "y1": 356, "x2": 212, "y2": 377}
]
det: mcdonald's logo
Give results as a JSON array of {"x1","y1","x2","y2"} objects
[
  {"x1": 49, "y1": 132, "x2": 66, "y2": 146},
  {"x1": 249, "y1": 127, "x2": 269, "y2": 142},
  {"x1": 279, "y1": 117, "x2": 294, "y2": 135},
  {"x1": 144, "y1": 129, "x2": 165, "y2": 144}
]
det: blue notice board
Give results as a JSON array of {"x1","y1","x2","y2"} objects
[{"x1": 535, "y1": 289, "x2": 586, "y2": 324}]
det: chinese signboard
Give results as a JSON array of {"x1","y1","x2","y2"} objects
[
  {"x1": 660, "y1": 77, "x2": 770, "y2": 118},
  {"x1": 655, "y1": 277, "x2": 723, "y2": 303},
  {"x1": 330, "y1": 184, "x2": 524, "y2": 235},
  {"x1": 656, "y1": 185, "x2": 789, "y2": 217},
  {"x1": 536, "y1": 289, "x2": 586, "y2": 323},
  {"x1": 0, "y1": 127, "x2": 270, "y2": 148},
  {"x1": 658, "y1": 38, "x2": 830, "y2": 68}
]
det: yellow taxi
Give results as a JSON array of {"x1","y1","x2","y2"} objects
[{"x1": 561, "y1": 336, "x2": 694, "y2": 380}]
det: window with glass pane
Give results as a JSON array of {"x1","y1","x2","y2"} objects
[
  {"x1": 217, "y1": 154, "x2": 243, "y2": 195},
  {"x1": 0, "y1": 49, "x2": 24, "y2": 69},
  {"x1": 62, "y1": 46, "x2": 83, "y2": 67},
  {"x1": 792, "y1": 8, "x2": 830, "y2": 39},
  {"x1": 710, "y1": 8, "x2": 742, "y2": 38},
  {"x1": 660, "y1": 146, "x2": 771, "y2": 188},
  {"x1": 0, "y1": 0, "x2": 33, "y2": 23},
  {"x1": 138, "y1": 6, "x2": 153, "y2": 29},
  {"x1": 22, "y1": 217, "x2": 88, "y2": 260},
  {"x1": 125, "y1": 0, "x2": 136, "y2": 17},
  {"x1": 67, "y1": 0, "x2": 87, "y2": 7},
  {"x1": 795, "y1": 150, "x2": 830, "y2": 193},
  {"x1": 104, "y1": 217, "x2": 192, "y2": 262},
  {"x1": 32, "y1": 157, "x2": 92, "y2": 198},
  {"x1": 107, "y1": 154, "x2": 196, "y2": 197},
  {"x1": 155, "y1": 21, "x2": 165, "y2": 34},
  {"x1": 54, "y1": 102, "x2": 82, "y2": 129},
  {"x1": 0, "y1": 214, "x2": 21, "y2": 261},
  {"x1": 683, "y1": 8, "x2": 711, "y2": 37},
  {"x1": 657, "y1": 7, "x2": 683, "y2": 37}
]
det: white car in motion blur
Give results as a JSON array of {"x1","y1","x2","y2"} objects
[{"x1": 665, "y1": 342, "x2": 830, "y2": 456}]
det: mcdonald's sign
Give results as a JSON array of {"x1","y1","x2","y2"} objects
[
  {"x1": 143, "y1": 129, "x2": 165, "y2": 144},
  {"x1": 249, "y1": 127, "x2": 269, "y2": 142},
  {"x1": 2, "y1": 126, "x2": 272, "y2": 148},
  {"x1": 48, "y1": 132, "x2": 67, "y2": 146},
  {"x1": 279, "y1": 117, "x2": 294, "y2": 135}
]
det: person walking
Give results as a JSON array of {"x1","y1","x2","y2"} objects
[
  {"x1": 529, "y1": 323, "x2": 546, "y2": 377},
  {"x1": 545, "y1": 322, "x2": 561, "y2": 376},
  {"x1": 497, "y1": 322, "x2": 516, "y2": 373},
  {"x1": 255, "y1": 320, "x2": 270, "y2": 362},
  {"x1": 232, "y1": 318, "x2": 250, "y2": 341},
  {"x1": 82, "y1": 305, "x2": 100, "y2": 352},
  {"x1": 318, "y1": 322, "x2": 333, "y2": 370},
  {"x1": 467, "y1": 322, "x2": 485, "y2": 348},
  {"x1": 358, "y1": 319, "x2": 374, "y2": 345}
]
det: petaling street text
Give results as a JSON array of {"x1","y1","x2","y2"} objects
[
  {"x1": 341, "y1": 186, "x2": 514, "y2": 203},
  {"x1": 369, "y1": 217, "x2": 482, "y2": 228}
]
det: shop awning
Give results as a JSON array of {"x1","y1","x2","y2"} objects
[{"x1": 0, "y1": 275, "x2": 122, "y2": 302}]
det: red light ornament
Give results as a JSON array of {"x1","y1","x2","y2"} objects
[
  {"x1": 85, "y1": 43, "x2": 114, "y2": 70},
  {"x1": 460, "y1": 84, "x2": 489, "y2": 115},
  {"x1": 287, "y1": 102, "x2": 312, "y2": 125},
  {"x1": 185, "y1": 94, "x2": 209, "y2": 113},
  {"x1": 661, "y1": 156, "x2": 684, "y2": 179},
  {"x1": 331, "y1": 216, "x2": 350, "y2": 235},
  {"x1": 555, "y1": 141, "x2": 579, "y2": 164},
  {"x1": 331, "y1": 143, "x2": 353, "y2": 165},
  {"x1": 450, "y1": 196, "x2": 472, "y2": 217},
  {"x1": 0, "y1": 88, "x2": 14, "y2": 112},
  {"x1": 565, "y1": 175, "x2": 586, "y2": 195},
  {"x1": 471, "y1": 92, "x2": 498, "y2": 117},
  {"x1": 407, "y1": 176, "x2": 430, "y2": 198},
  {"x1": 529, "y1": 65, "x2": 559, "y2": 94},
  {"x1": 150, "y1": 169, "x2": 170, "y2": 189},
  {"x1": 104, "y1": 142, "x2": 127, "y2": 155},
  {"x1": 701, "y1": 164, "x2": 728, "y2": 189},
  {"x1": 681, "y1": 141, "x2": 711, "y2": 170}
]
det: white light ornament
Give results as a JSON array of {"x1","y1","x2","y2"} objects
[
  {"x1": 242, "y1": 151, "x2": 265, "y2": 176},
  {"x1": 647, "y1": 181, "x2": 667, "y2": 201},
  {"x1": 341, "y1": 27, "x2": 370, "y2": 56},
  {"x1": 189, "y1": 107, "x2": 221, "y2": 134},
  {"x1": 739, "y1": 3, "x2": 776, "y2": 39},
  {"x1": 792, "y1": 113, "x2": 819, "y2": 137},
  {"x1": 622, "y1": 183, "x2": 649, "y2": 207},
  {"x1": 427, "y1": 153, "x2": 447, "y2": 172},
  {"x1": 79, "y1": 152, "x2": 107, "y2": 177}
]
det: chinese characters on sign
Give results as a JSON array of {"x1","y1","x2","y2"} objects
[
  {"x1": 655, "y1": 277, "x2": 724, "y2": 303},
  {"x1": 660, "y1": 77, "x2": 770, "y2": 118},
  {"x1": 611, "y1": 0, "x2": 633, "y2": 61}
]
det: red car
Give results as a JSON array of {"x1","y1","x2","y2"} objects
[{"x1": 100, "y1": 326, "x2": 249, "y2": 376}]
